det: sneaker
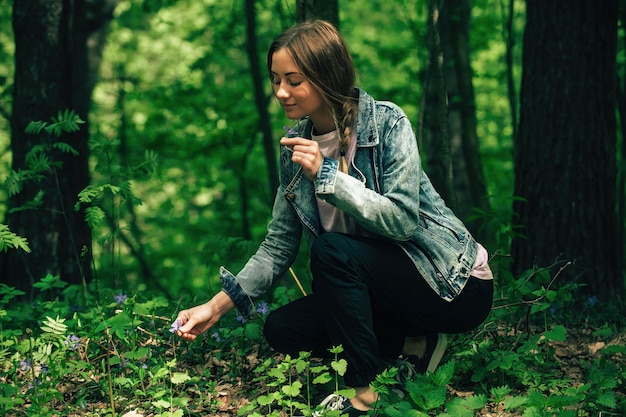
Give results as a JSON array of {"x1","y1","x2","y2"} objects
[
  {"x1": 394, "y1": 333, "x2": 448, "y2": 383},
  {"x1": 415, "y1": 333, "x2": 447, "y2": 374},
  {"x1": 302, "y1": 393, "x2": 373, "y2": 416}
]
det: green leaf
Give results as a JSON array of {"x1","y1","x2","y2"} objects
[
  {"x1": 0, "y1": 224, "x2": 31, "y2": 253},
  {"x1": 124, "y1": 347, "x2": 151, "y2": 360},
  {"x1": 312, "y1": 372, "x2": 332, "y2": 385},
  {"x1": 596, "y1": 390, "x2": 617, "y2": 408},
  {"x1": 256, "y1": 393, "x2": 277, "y2": 406},
  {"x1": 171, "y1": 372, "x2": 191, "y2": 384},
  {"x1": 40, "y1": 315, "x2": 68, "y2": 335},
  {"x1": 503, "y1": 395, "x2": 529, "y2": 410},
  {"x1": 460, "y1": 394, "x2": 487, "y2": 410},
  {"x1": 336, "y1": 388, "x2": 356, "y2": 399},
  {"x1": 331, "y1": 358, "x2": 348, "y2": 376},
  {"x1": 490, "y1": 385, "x2": 512, "y2": 402},
  {"x1": 152, "y1": 399, "x2": 171, "y2": 409},
  {"x1": 543, "y1": 325, "x2": 567, "y2": 342},
  {"x1": 281, "y1": 380, "x2": 302, "y2": 397},
  {"x1": 52, "y1": 141, "x2": 79, "y2": 156}
]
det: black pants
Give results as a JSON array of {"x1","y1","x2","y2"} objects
[{"x1": 263, "y1": 232, "x2": 493, "y2": 387}]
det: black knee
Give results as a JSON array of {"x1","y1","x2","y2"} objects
[
  {"x1": 263, "y1": 309, "x2": 284, "y2": 352},
  {"x1": 310, "y1": 232, "x2": 347, "y2": 277}
]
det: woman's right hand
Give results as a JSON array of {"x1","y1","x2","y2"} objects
[{"x1": 174, "y1": 291, "x2": 235, "y2": 341}]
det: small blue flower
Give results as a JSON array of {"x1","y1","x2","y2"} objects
[
  {"x1": 20, "y1": 359, "x2": 32, "y2": 372},
  {"x1": 256, "y1": 301, "x2": 269, "y2": 316},
  {"x1": 283, "y1": 126, "x2": 300, "y2": 136},
  {"x1": 65, "y1": 334, "x2": 80, "y2": 350},
  {"x1": 169, "y1": 319, "x2": 182, "y2": 333},
  {"x1": 40, "y1": 363, "x2": 49, "y2": 374},
  {"x1": 211, "y1": 331, "x2": 221, "y2": 343},
  {"x1": 548, "y1": 303, "x2": 558, "y2": 315},
  {"x1": 114, "y1": 292, "x2": 128, "y2": 305},
  {"x1": 586, "y1": 295, "x2": 598, "y2": 307},
  {"x1": 236, "y1": 314, "x2": 247, "y2": 325}
]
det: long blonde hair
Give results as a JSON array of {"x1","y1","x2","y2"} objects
[{"x1": 268, "y1": 20, "x2": 358, "y2": 172}]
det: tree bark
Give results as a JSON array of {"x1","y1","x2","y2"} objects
[
  {"x1": 296, "y1": 0, "x2": 339, "y2": 27},
  {"x1": 1, "y1": 0, "x2": 116, "y2": 298},
  {"x1": 245, "y1": 0, "x2": 279, "y2": 201},
  {"x1": 420, "y1": 0, "x2": 456, "y2": 209},
  {"x1": 512, "y1": 0, "x2": 622, "y2": 300},
  {"x1": 447, "y1": 0, "x2": 491, "y2": 242}
]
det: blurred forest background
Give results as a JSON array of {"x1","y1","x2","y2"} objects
[{"x1": 0, "y1": 0, "x2": 624, "y2": 307}]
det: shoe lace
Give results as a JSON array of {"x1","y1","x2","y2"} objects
[
  {"x1": 312, "y1": 393, "x2": 349, "y2": 416},
  {"x1": 394, "y1": 357, "x2": 418, "y2": 386}
]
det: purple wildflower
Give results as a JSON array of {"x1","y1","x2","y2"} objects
[
  {"x1": 211, "y1": 331, "x2": 222, "y2": 343},
  {"x1": 236, "y1": 314, "x2": 247, "y2": 325},
  {"x1": 65, "y1": 334, "x2": 80, "y2": 350},
  {"x1": 169, "y1": 319, "x2": 182, "y2": 333},
  {"x1": 283, "y1": 126, "x2": 300, "y2": 136},
  {"x1": 20, "y1": 359, "x2": 32, "y2": 372},
  {"x1": 114, "y1": 292, "x2": 128, "y2": 305},
  {"x1": 256, "y1": 301, "x2": 269, "y2": 316}
]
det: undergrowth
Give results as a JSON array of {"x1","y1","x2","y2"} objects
[{"x1": 0, "y1": 272, "x2": 624, "y2": 416}]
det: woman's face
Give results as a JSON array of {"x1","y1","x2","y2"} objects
[{"x1": 270, "y1": 48, "x2": 331, "y2": 129}]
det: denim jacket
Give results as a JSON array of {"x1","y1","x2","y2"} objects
[{"x1": 221, "y1": 88, "x2": 478, "y2": 318}]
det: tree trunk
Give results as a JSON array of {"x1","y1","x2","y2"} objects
[
  {"x1": 1, "y1": 0, "x2": 116, "y2": 298},
  {"x1": 512, "y1": 0, "x2": 622, "y2": 300},
  {"x1": 245, "y1": 0, "x2": 279, "y2": 201},
  {"x1": 296, "y1": 0, "x2": 339, "y2": 27},
  {"x1": 420, "y1": 0, "x2": 456, "y2": 209},
  {"x1": 447, "y1": 0, "x2": 491, "y2": 242}
]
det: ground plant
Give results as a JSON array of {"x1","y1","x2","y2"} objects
[{"x1": 0, "y1": 268, "x2": 624, "y2": 416}]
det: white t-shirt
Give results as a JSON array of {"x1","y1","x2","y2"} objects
[{"x1": 313, "y1": 129, "x2": 357, "y2": 234}]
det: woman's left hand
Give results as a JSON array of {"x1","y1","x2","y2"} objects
[{"x1": 280, "y1": 137, "x2": 323, "y2": 181}]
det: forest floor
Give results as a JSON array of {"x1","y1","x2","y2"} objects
[{"x1": 113, "y1": 323, "x2": 624, "y2": 417}]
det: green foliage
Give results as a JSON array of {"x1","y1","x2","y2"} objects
[
  {"x1": 4, "y1": 110, "x2": 82, "y2": 199},
  {"x1": 24, "y1": 109, "x2": 85, "y2": 137},
  {"x1": 0, "y1": 267, "x2": 624, "y2": 415},
  {"x1": 0, "y1": 224, "x2": 30, "y2": 253}
]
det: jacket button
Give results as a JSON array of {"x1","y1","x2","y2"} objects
[{"x1": 287, "y1": 193, "x2": 296, "y2": 200}]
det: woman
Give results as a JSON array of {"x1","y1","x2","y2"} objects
[{"x1": 174, "y1": 20, "x2": 493, "y2": 416}]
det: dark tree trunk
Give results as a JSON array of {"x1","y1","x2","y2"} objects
[
  {"x1": 512, "y1": 0, "x2": 622, "y2": 300},
  {"x1": 1, "y1": 0, "x2": 116, "y2": 298},
  {"x1": 296, "y1": 0, "x2": 339, "y2": 27},
  {"x1": 245, "y1": 0, "x2": 279, "y2": 201},
  {"x1": 447, "y1": 0, "x2": 491, "y2": 243},
  {"x1": 420, "y1": 0, "x2": 455, "y2": 209}
]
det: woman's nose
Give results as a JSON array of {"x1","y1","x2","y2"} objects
[{"x1": 275, "y1": 83, "x2": 289, "y2": 99}]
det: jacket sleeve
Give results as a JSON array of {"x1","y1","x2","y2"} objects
[
  {"x1": 221, "y1": 170, "x2": 305, "y2": 318},
  {"x1": 315, "y1": 110, "x2": 421, "y2": 241}
]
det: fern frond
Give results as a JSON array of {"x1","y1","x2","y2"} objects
[
  {"x1": 84, "y1": 206, "x2": 106, "y2": 228},
  {"x1": 0, "y1": 224, "x2": 31, "y2": 253},
  {"x1": 48, "y1": 109, "x2": 84, "y2": 136},
  {"x1": 25, "y1": 120, "x2": 48, "y2": 135},
  {"x1": 53, "y1": 141, "x2": 79, "y2": 156},
  {"x1": 40, "y1": 315, "x2": 68, "y2": 335},
  {"x1": 25, "y1": 109, "x2": 85, "y2": 137}
]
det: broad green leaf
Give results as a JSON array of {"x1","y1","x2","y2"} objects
[{"x1": 171, "y1": 372, "x2": 190, "y2": 384}]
